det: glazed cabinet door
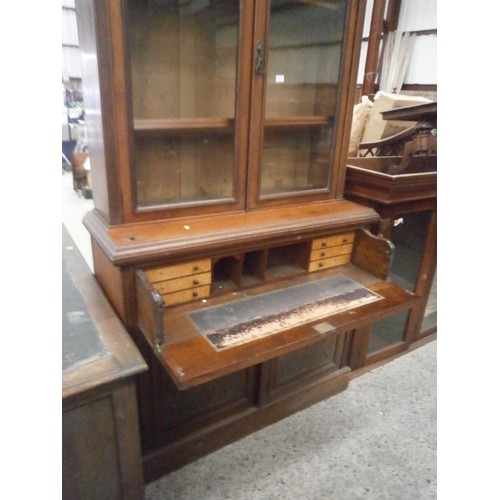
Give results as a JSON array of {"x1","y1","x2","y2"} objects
[
  {"x1": 248, "y1": 0, "x2": 351, "y2": 207},
  {"x1": 126, "y1": 0, "x2": 254, "y2": 214}
]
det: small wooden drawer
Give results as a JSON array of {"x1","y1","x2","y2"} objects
[
  {"x1": 307, "y1": 232, "x2": 354, "y2": 272},
  {"x1": 310, "y1": 244, "x2": 353, "y2": 262},
  {"x1": 308, "y1": 254, "x2": 351, "y2": 272},
  {"x1": 144, "y1": 259, "x2": 211, "y2": 283},
  {"x1": 311, "y1": 232, "x2": 355, "y2": 251},
  {"x1": 152, "y1": 272, "x2": 212, "y2": 295},
  {"x1": 162, "y1": 285, "x2": 211, "y2": 307}
]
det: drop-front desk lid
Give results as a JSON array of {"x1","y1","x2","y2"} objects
[{"x1": 148, "y1": 266, "x2": 417, "y2": 390}]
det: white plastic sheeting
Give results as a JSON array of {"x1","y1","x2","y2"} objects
[
  {"x1": 398, "y1": 0, "x2": 437, "y2": 32},
  {"x1": 379, "y1": 31, "x2": 416, "y2": 93},
  {"x1": 358, "y1": 0, "x2": 437, "y2": 86},
  {"x1": 63, "y1": 46, "x2": 83, "y2": 80},
  {"x1": 404, "y1": 34, "x2": 437, "y2": 84},
  {"x1": 62, "y1": 7, "x2": 79, "y2": 46},
  {"x1": 363, "y1": 0, "x2": 437, "y2": 32},
  {"x1": 62, "y1": 5, "x2": 81, "y2": 80}
]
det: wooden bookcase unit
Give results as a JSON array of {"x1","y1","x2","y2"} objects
[{"x1": 76, "y1": 0, "x2": 419, "y2": 482}]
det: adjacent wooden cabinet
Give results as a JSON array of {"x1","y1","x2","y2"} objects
[
  {"x1": 62, "y1": 226, "x2": 147, "y2": 498},
  {"x1": 345, "y1": 153, "x2": 437, "y2": 367},
  {"x1": 76, "y1": 0, "x2": 419, "y2": 482}
]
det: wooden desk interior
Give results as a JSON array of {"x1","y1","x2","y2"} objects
[{"x1": 135, "y1": 227, "x2": 418, "y2": 389}]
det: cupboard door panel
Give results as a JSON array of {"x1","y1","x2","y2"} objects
[
  {"x1": 272, "y1": 335, "x2": 337, "y2": 390},
  {"x1": 153, "y1": 365, "x2": 256, "y2": 443}
]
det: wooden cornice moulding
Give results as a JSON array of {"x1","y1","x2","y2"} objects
[{"x1": 83, "y1": 200, "x2": 380, "y2": 266}]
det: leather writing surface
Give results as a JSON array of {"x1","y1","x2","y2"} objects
[
  {"x1": 188, "y1": 275, "x2": 382, "y2": 351},
  {"x1": 62, "y1": 256, "x2": 109, "y2": 371}
]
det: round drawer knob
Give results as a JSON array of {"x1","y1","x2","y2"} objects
[
  {"x1": 193, "y1": 265, "x2": 199, "y2": 271},
  {"x1": 193, "y1": 279, "x2": 200, "y2": 285},
  {"x1": 192, "y1": 291, "x2": 199, "y2": 297}
]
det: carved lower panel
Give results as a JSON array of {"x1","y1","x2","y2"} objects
[
  {"x1": 142, "y1": 331, "x2": 348, "y2": 459},
  {"x1": 142, "y1": 365, "x2": 351, "y2": 484},
  {"x1": 152, "y1": 362, "x2": 257, "y2": 446}
]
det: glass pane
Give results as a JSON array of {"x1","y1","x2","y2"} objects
[
  {"x1": 261, "y1": 0, "x2": 347, "y2": 197},
  {"x1": 389, "y1": 211, "x2": 432, "y2": 292},
  {"x1": 127, "y1": 0, "x2": 239, "y2": 207},
  {"x1": 368, "y1": 310, "x2": 409, "y2": 354},
  {"x1": 135, "y1": 134, "x2": 234, "y2": 206},
  {"x1": 261, "y1": 127, "x2": 333, "y2": 195}
]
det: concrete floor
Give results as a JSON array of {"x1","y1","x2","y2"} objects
[{"x1": 62, "y1": 168, "x2": 437, "y2": 500}]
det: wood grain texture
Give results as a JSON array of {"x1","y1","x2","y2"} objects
[
  {"x1": 155, "y1": 278, "x2": 416, "y2": 389},
  {"x1": 351, "y1": 229, "x2": 394, "y2": 279}
]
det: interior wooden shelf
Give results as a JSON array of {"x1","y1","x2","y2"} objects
[
  {"x1": 133, "y1": 116, "x2": 333, "y2": 136},
  {"x1": 264, "y1": 116, "x2": 334, "y2": 130},
  {"x1": 134, "y1": 118, "x2": 235, "y2": 135}
]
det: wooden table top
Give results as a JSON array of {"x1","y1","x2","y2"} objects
[
  {"x1": 62, "y1": 224, "x2": 147, "y2": 402},
  {"x1": 381, "y1": 101, "x2": 437, "y2": 123}
]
